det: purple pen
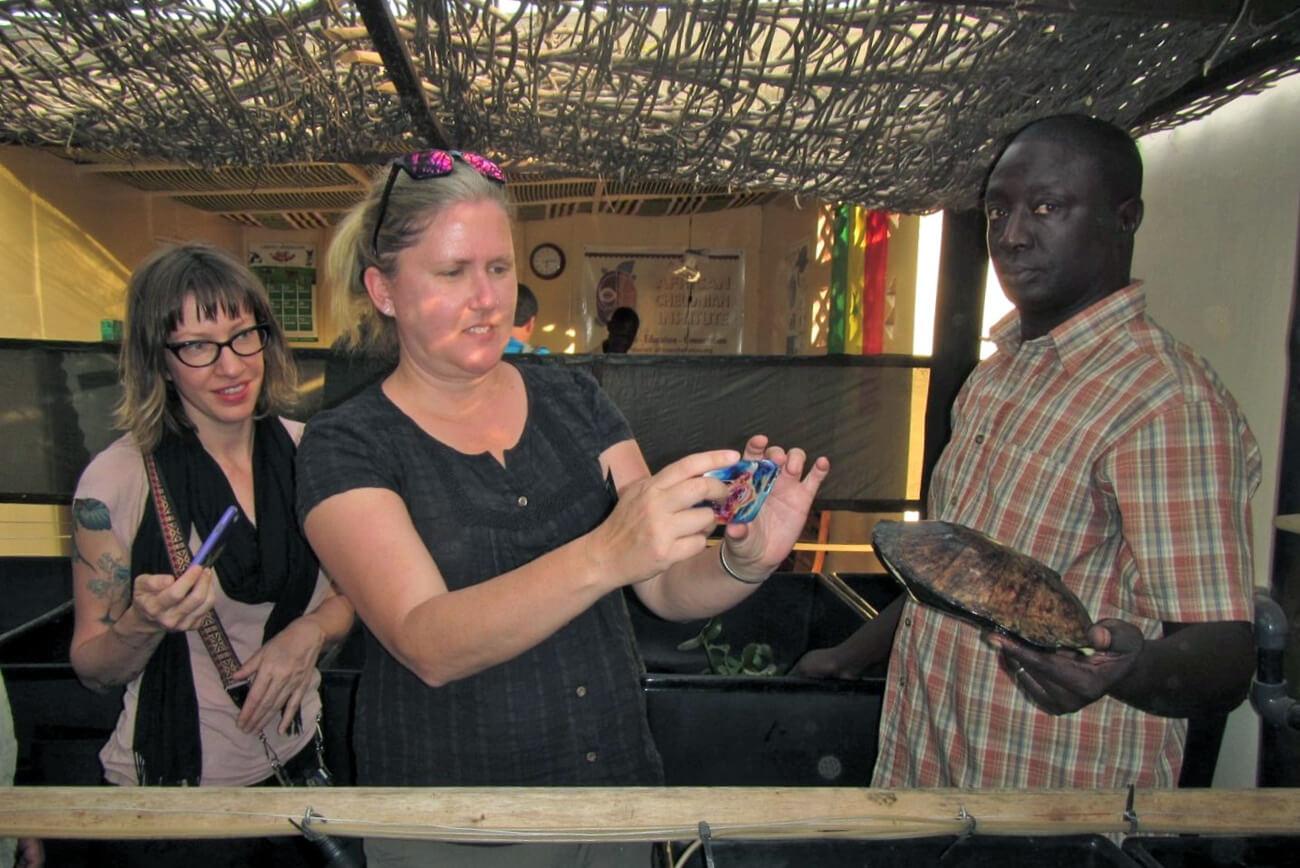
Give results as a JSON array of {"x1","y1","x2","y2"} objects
[{"x1": 194, "y1": 505, "x2": 239, "y2": 567}]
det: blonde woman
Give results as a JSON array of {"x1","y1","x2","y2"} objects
[{"x1": 297, "y1": 150, "x2": 829, "y2": 867}]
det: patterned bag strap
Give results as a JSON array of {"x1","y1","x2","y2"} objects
[{"x1": 142, "y1": 452, "x2": 249, "y2": 707}]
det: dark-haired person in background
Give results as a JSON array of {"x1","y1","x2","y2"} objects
[
  {"x1": 602, "y1": 306, "x2": 639, "y2": 354},
  {"x1": 505, "y1": 282, "x2": 549, "y2": 354},
  {"x1": 796, "y1": 114, "x2": 1258, "y2": 789}
]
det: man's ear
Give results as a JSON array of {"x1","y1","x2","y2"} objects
[{"x1": 1117, "y1": 197, "x2": 1144, "y2": 235}]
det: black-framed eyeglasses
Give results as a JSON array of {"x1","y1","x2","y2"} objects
[
  {"x1": 370, "y1": 149, "x2": 507, "y2": 258},
  {"x1": 165, "y1": 323, "x2": 271, "y2": 368}
]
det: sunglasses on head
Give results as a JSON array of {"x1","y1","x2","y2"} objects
[{"x1": 370, "y1": 149, "x2": 507, "y2": 258}]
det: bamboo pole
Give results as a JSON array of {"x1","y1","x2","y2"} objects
[
  {"x1": 816, "y1": 571, "x2": 880, "y2": 621},
  {"x1": 705, "y1": 540, "x2": 875, "y2": 554},
  {"x1": 0, "y1": 787, "x2": 1297, "y2": 842}
]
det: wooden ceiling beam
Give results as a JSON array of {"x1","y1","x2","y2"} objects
[
  {"x1": 202, "y1": 207, "x2": 354, "y2": 216},
  {"x1": 75, "y1": 161, "x2": 365, "y2": 175},
  {"x1": 354, "y1": 0, "x2": 451, "y2": 151},
  {"x1": 150, "y1": 184, "x2": 365, "y2": 197},
  {"x1": 339, "y1": 163, "x2": 379, "y2": 187}
]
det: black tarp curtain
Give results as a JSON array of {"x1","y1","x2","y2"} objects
[{"x1": 0, "y1": 341, "x2": 921, "y2": 510}]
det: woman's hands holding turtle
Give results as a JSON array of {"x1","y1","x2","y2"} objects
[
  {"x1": 589, "y1": 436, "x2": 829, "y2": 587},
  {"x1": 589, "y1": 449, "x2": 740, "y2": 585},
  {"x1": 719, "y1": 435, "x2": 830, "y2": 580}
]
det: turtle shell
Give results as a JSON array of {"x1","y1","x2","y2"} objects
[{"x1": 872, "y1": 519, "x2": 1094, "y2": 652}]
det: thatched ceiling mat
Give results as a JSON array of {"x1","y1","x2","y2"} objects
[{"x1": 1, "y1": 0, "x2": 1298, "y2": 220}]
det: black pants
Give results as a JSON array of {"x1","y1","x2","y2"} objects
[
  {"x1": 93, "y1": 742, "x2": 356, "y2": 868},
  {"x1": 94, "y1": 829, "x2": 330, "y2": 868}
]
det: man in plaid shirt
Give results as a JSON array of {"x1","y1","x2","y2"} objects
[{"x1": 797, "y1": 114, "x2": 1258, "y2": 788}]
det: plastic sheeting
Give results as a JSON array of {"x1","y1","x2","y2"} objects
[
  {"x1": 0, "y1": 342, "x2": 120, "y2": 503},
  {"x1": 0, "y1": 341, "x2": 922, "y2": 510},
  {"x1": 585, "y1": 355, "x2": 916, "y2": 508}
]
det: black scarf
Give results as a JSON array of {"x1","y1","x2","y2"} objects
[{"x1": 129, "y1": 419, "x2": 319, "y2": 785}]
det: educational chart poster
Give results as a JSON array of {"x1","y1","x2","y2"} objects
[
  {"x1": 580, "y1": 248, "x2": 745, "y2": 354},
  {"x1": 247, "y1": 242, "x2": 317, "y2": 342}
]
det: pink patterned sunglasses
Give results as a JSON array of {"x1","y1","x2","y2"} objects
[{"x1": 370, "y1": 149, "x2": 507, "y2": 257}]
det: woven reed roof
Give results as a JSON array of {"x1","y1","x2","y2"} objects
[{"x1": 2, "y1": 0, "x2": 1298, "y2": 225}]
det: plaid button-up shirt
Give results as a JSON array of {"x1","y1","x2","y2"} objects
[{"x1": 873, "y1": 284, "x2": 1260, "y2": 789}]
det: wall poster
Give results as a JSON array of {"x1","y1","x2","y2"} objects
[
  {"x1": 247, "y1": 242, "x2": 317, "y2": 342},
  {"x1": 580, "y1": 248, "x2": 745, "y2": 354}
]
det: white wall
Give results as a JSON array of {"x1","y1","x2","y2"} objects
[{"x1": 1134, "y1": 73, "x2": 1300, "y2": 788}]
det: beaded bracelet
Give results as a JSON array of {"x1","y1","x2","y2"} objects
[{"x1": 718, "y1": 543, "x2": 767, "y2": 585}]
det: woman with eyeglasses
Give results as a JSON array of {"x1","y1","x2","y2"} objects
[
  {"x1": 69, "y1": 243, "x2": 354, "y2": 867},
  {"x1": 298, "y1": 151, "x2": 829, "y2": 867}
]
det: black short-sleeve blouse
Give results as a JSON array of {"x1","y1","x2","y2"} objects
[{"x1": 297, "y1": 362, "x2": 664, "y2": 786}]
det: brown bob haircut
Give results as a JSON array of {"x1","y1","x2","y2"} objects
[{"x1": 115, "y1": 243, "x2": 298, "y2": 452}]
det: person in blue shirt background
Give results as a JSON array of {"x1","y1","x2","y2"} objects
[{"x1": 505, "y1": 283, "x2": 550, "y2": 354}]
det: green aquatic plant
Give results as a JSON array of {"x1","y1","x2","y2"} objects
[{"x1": 676, "y1": 617, "x2": 778, "y2": 676}]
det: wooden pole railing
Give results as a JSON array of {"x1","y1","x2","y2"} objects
[{"x1": 1, "y1": 787, "x2": 1298, "y2": 842}]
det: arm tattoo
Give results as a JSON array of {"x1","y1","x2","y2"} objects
[
  {"x1": 72, "y1": 498, "x2": 131, "y2": 624},
  {"x1": 90, "y1": 554, "x2": 132, "y2": 625},
  {"x1": 72, "y1": 497, "x2": 112, "y2": 530},
  {"x1": 71, "y1": 498, "x2": 112, "y2": 569}
]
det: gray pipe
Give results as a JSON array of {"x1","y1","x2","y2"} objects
[{"x1": 1251, "y1": 592, "x2": 1300, "y2": 731}]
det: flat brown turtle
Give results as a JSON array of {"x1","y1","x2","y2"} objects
[{"x1": 872, "y1": 519, "x2": 1094, "y2": 653}]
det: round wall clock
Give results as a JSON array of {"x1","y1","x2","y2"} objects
[{"x1": 529, "y1": 242, "x2": 566, "y2": 280}]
